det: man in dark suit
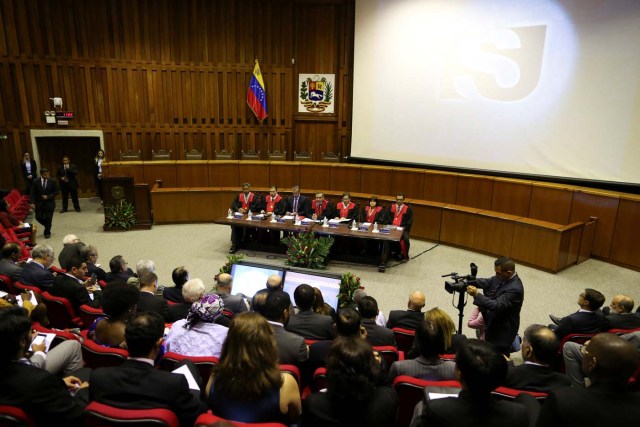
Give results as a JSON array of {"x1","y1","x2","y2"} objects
[
  {"x1": 263, "y1": 290, "x2": 309, "y2": 365},
  {"x1": 56, "y1": 155, "x2": 80, "y2": 212},
  {"x1": 90, "y1": 311, "x2": 207, "y2": 427},
  {"x1": 214, "y1": 273, "x2": 248, "y2": 314},
  {"x1": 550, "y1": 288, "x2": 608, "y2": 340},
  {"x1": 104, "y1": 255, "x2": 135, "y2": 283},
  {"x1": 50, "y1": 255, "x2": 102, "y2": 311},
  {"x1": 502, "y1": 324, "x2": 571, "y2": 392},
  {"x1": 532, "y1": 333, "x2": 640, "y2": 426},
  {"x1": 359, "y1": 296, "x2": 397, "y2": 347},
  {"x1": 163, "y1": 266, "x2": 189, "y2": 304},
  {"x1": 286, "y1": 185, "x2": 312, "y2": 218},
  {"x1": 0, "y1": 242, "x2": 23, "y2": 282},
  {"x1": 81, "y1": 244, "x2": 108, "y2": 283},
  {"x1": 30, "y1": 168, "x2": 58, "y2": 238},
  {"x1": 20, "y1": 244, "x2": 56, "y2": 290},
  {"x1": 603, "y1": 294, "x2": 640, "y2": 329},
  {"x1": 286, "y1": 284, "x2": 334, "y2": 340},
  {"x1": 0, "y1": 306, "x2": 89, "y2": 426},
  {"x1": 387, "y1": 290, "x2": 426, "y2": 330},
  {"x1": 136, "y1": 271, "x2": 171, "y2": 322},
  {"x1": 58, "y1": 234, "x2": 85, "y2": 271},
  {"x1": 466, "y1": 257, "x2": 524, "y2": 355},
  {"x1": 19, "y1": 151, "x2": 37, "y2": 196},
  {"x1": 410, "y1": 339, "x2": 529, "y2": 427}
]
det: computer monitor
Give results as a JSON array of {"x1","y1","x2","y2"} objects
[
  {"x1": 282, "y1": 270, "x2": 342, "y2": 311},
  {"x1": 230, "y1": 262, "x2": 285, "y2": 299}
]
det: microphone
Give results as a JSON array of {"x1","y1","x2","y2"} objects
[{"x1": 442, "y1": 272, "x2": 458, "y2": 278}]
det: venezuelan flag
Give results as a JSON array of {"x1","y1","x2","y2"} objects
[{"x1": 247, "y1": 60, "x2": 268, "y2": 123}]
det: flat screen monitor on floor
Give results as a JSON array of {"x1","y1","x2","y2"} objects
[
  {"x1": 282, "y1": 270, "x2": 342, "y2": 311},
  {"x1": 230, "y1": 262, "x2": 285, "y2": 299}
]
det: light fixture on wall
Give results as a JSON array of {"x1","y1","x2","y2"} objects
[
  {"x1": 49, "y1": 97, "x2": 63, "y2": 110},
  {"x1": 0, "y1": 134, "x2": 8, "y2": 140}
]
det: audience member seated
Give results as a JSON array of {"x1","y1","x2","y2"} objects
[
  {"x1": 602, "y1": 294, "x2": 640, "y2": 329},
  {"x1": 136, "y1": 271, "x2": 171, "y2": 322},
  {"x1": 410, "y1": 339, "x2": 529, "y2": 427},
  {"x1": 502, "y1": 324, "x2": 571, "y2": 392},
  {"x1": 386, "y1": 290, "x2": 426, "y2": 330},
  {"x1": 58, "y1": 234, "x2": 85, "y2": 271},
  {"x1": 165, "y1": 293, "x2": 229, "y2": 358},
  {"x1": 251, "y1": 288, "x2": 270, "y2": 315},
  {"x1": 262, "y1": 290, "x2": 309, "y2": 365},
  {"x1": 266, "y1": 274, "x2": 284, "y2": 292},
  {"x1": 169, "y1": 277, "x2": 205, "y2": 322},
  {"x1": 81, "y1": 245, "x2": 107, "y2": 283},
  {"x1": 407, "y1": 308, "x2": 467, "y2": 359},
  {"x1": 20, "y1": 244, "x2": 55, "y2": 290},
  {"x1": 354, "y1": 288, "x2": 387, "y2": 326},
  {"x1": 0, "y1": 242, "x2": 23, "y2": 282},
  {"x1": 312, "y1": 286, "x2": 337, "y2": 320},
  {"x1": 88, "y1": 281, "x2": 140, "y2": 348},
  {"x1": 0, "y1": 199, "x2": 35, "y2": 244},
  {"x1": 530, "y1": 333, "x2": 640, "y2": 426},
  {"x1": 549, "y1": 288, "x2": 608, "y2": 339},
  {"x1": 105, "y1": 255, "x2": 134, "y2": 283},
  {"x1": 389, "y1": 319, "x2": 456, "y2": 381},
  {"x1": 0, "y1": 306, "x2": 89, "y2": 426},
  {"x1": 215, "y1": 273, "x2": 248, "y2": 314},
  {"x1": 286, "y1": 283, "x2": 334, "y2": 340},
  {"x1": 164, "y1": 265, "x2": 189, "y2": 303},
  {"x1": 358, "y1": 296, "x2": 396, "y2": 347},
  {"x1": 50, "y1": 255, "x2": 102, "y2": 311},
  {"x1": 205, "y1": 312, "x2": 301, "y2": 424},
  {"x1": 303, "y1": 336, "x2": 398, "y2": 427},
  {"x1": 90, "y1": 311, "x2": 207, "y2": 427}
]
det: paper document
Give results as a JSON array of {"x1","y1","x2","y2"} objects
[
  {"x1": 172, "y1": 364, "x2": 201, "y2": 391},
  {"x1": 428, "y1": 392, "x2": 459, "y2": 400}
]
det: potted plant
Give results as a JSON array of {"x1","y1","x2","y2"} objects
[
  {"x1": 104, "y1": 199, "x2": 137, "y2": 230},
  {"x1": 338, "y1": 272, "x2": 364, "y2": 308},
  {"x1": 280, "y1": 226, "x2": 334, "y2": 269}
]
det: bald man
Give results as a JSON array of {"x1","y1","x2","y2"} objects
[
  {"x1": 535, "y1": 333, "x2": 640, "y2": 426},
  {"x1": 214, "y1": 273, "x2": 248, "y2": 315},
  {"x1": 604, "y1": 294, "x2": 640, "y2": 329},
  {"x1": 266, "y1": 274, "x2": 283, "y2": 292},
  {"x1": 386, "y1": 291, "x2": 426, "y2": 330}
]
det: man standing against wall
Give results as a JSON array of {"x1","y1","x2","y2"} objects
[
  {"x1": 30, "y1": 168, "x2": 58, "y2": 239},
  {"x1": 57, "y1": 155, "x2": 80, "y2": 213}
]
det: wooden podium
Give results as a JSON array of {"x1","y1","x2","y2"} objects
[{"x1": 100, "y1": 177, "x2": 153, "y2": 230}]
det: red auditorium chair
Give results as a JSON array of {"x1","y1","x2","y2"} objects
[
  {"x1": 0, "y1": 404, "x2": 35, "y2": 427},
  {"x1": 492, "y1": 386, "x2": 548, "y2": 401},
  {"x1": 158, "y1": 352, "x2": 219, "y2": 382},
  {"x1": 392, "y1": 376, "x2": 462, "y2": 427},
  {"x1": 84, "y1": 401, "x2": 178, "y2": 427},
  {"x1": 392, "y1": 327, "x2": 416, "y2": 354},
  {"x1": 194, "y1": 412, "x2": 287, "y2": 427},
  {"x1": 78, "y1": 304, "x2": 105, "y2": 330},
  {"x1": 81, "y1": 339, "x2": 128, "y2": 369},
  {"x1": 40, "y1": 291, "x2": 83, "y2": 329}
]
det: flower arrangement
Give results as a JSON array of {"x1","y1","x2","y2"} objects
[
  {"x1": 217, "y1": 253, "x2": 245, "y2": 275},
  {"x1": 338, "y1": 272, "x2": 364, "y2": 308},
  {"x1": 280, "y1": 226, "x2": 334, "y2": 270},
  {"x1": 104, "y1": 199, "x2": 137, "y2": 230}
]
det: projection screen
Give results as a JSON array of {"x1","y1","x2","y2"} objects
[{"x1": 351, "y1": 0, "x2": 640, "y2": 185}]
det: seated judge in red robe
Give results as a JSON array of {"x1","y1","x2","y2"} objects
[
  {"x1": 311, "y1": 192, "x2": 336, "y2": 221},
  {"x1": 360, "y1": 196, "x2": 388, "y2": 224},
  {"x1": 334, "y1": 192, "x2": 359, "y2": 221},
  {"x1": 390, "y1": 193, "x2": 413, "y2": 260},
  {"x1": 260, "y1": 185, "x2": 286, "y2": 217},
  {"x1": 231, "y1": 183, "x2": 260, "y2": 214}
]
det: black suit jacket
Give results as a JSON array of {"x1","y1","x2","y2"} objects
[
  {"x1": 90, "y1": 359, "x2": 207, "y2": 427},
  {"x1": 503, "y1": 363, "x2": 571, "y2": 393},
  {"x1": 56, "y1": 163, "x2": 79, "y2": 189},
  {"x1": 58, "y1": 242, "x2": 85, "y2": 271},
  {"x1": 473, "y1": 274, "x2": 524, "y2": 350},
  {"x1": 51, "y1": 273, "x2": 102, "y2": 311},
  {"x1": 163, "y1": 286, "x2": 185, "y2": 304},
  {"x1": 412, "y1": 390, "x2": 529, "y2": 427},
  {"x1": 86, "y1": 262, "x2": 108, "y2": 282},
  {"x1": 286, "y1": 195, "x2": 312, "y2": 217},
  {"x1": 387, "y1": 309, "x2": 424, "y2": 330},
  {"x1": 286, "y1": 310, "x2": 334, "y2": 340},
  {"x1": 20, "y1": 261, "x2": 55, "y2": 289},
  {"x1": 105, "y1": 270, "x2": 134, "y2": 284},
  {"x1": 137, "y1": 291, "x2": 171, "y2": 322},
  {"x1": 0, "y1": 258, "x2": 22, "y2": 282},
  {"x1": 270, "y1": 322, "x2": 309, "y2": 364},
  {"x1": 20, "y1": 159, "x2": 37, "y2": 182},
  {"x1": 0, "y1": 361, "x2": 87, "y2": 426},
  {"x1": 30, "y1": 177, "x2": 59, "y2": 212},
  {"x1": 536, "y1": 383, "x2": 640, "y2": 427},
  {"x1": 362, "y1": 319, "x2": 397, "y2": 347},
  {"x1": 605, "y1": 313, "x2": 640, "y2": 329},
  {"x1": 216, "y1": 291, "x2": 248, "y2": 314},
  {"x1": 554, "y1": 311, "x2": 608, "y2": 340}
]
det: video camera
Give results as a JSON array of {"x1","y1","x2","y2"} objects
[{"x1": 443, "y1": 263, "x2": 478, "y2": 294}]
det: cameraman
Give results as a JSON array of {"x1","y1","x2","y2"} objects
[{"x1": 466, "y1": 257, "x2": 524, "y2": 356}]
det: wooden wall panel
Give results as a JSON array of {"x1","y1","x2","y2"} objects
[
  {"x1": 175, "y1": 161, "x2": 209, "y2": 188},
  {"x1": 410, "y1": 202, "x2": 444, "y2": 242},
  {"x1": 391, "y1": 168, "x2": 425, "y2": 200},
  {"x1": 299, "y1": 163, "x2": 332, "y2": 192},
  {"x1": 456, "y1": 174, "x2": 494, "y2": 210},
  {"x1": 473, "y1": 211, "x2": 520, "y2": 257},
  {"x1": 188, "y1": 189, "x2": 221, "y2": 222},
  {"x1": 528, "y1": 182, "x2": 574, "y2": 225},
  {"x1": 360, "y1": 166, "x2": 392, "y2": 197},
  {"x1": 424, "y1": 171, "x2": 458, "y2": 203},
  {"x1": 103, "y1": 161, "x2": 145, "y2": 184},
  {"x1": 511, "y1": 219, "x2": 563, "y2": 272},
  {"x1": 237, "y1": 161, "x2": 270, "y2": 189},
  {"x1": 151, "y1": 189, "x2": 190, "y2": 223},
  {"x1": 207, "y1": 161, "x2": 239, "y2": 187},
  {"x1": 491, "y1": 178, "x2": 532, "y2": 217},
  {"x1": 440, "y1": 205, "x2": 479, "y2": 248},
  {"x1": 269, "y1": 162, "x2": 300, "y2": 191},
  {"x1": 609, "y1": 197, "x2": 640, "y2": 269},
  {"x1": 142, "y1": 161, "x2": 178, "y2": 188},
  {"x1": 329, "y1": 164, "x2": 361, "y2": 193},
  {"x1": 569, "y1": 189, "x2": 620, "y2": 259}
]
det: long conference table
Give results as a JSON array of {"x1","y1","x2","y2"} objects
[{"x1": 213, "y1": 215, "x2": 404, "y2": 272}]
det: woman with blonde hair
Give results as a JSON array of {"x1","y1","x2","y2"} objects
[
  {"x1": 424, "y1": 307, "x2": 467, "y2": 355},
  {"x1": 205, "y1": 312, "x2": 301, "y2": 424}
]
